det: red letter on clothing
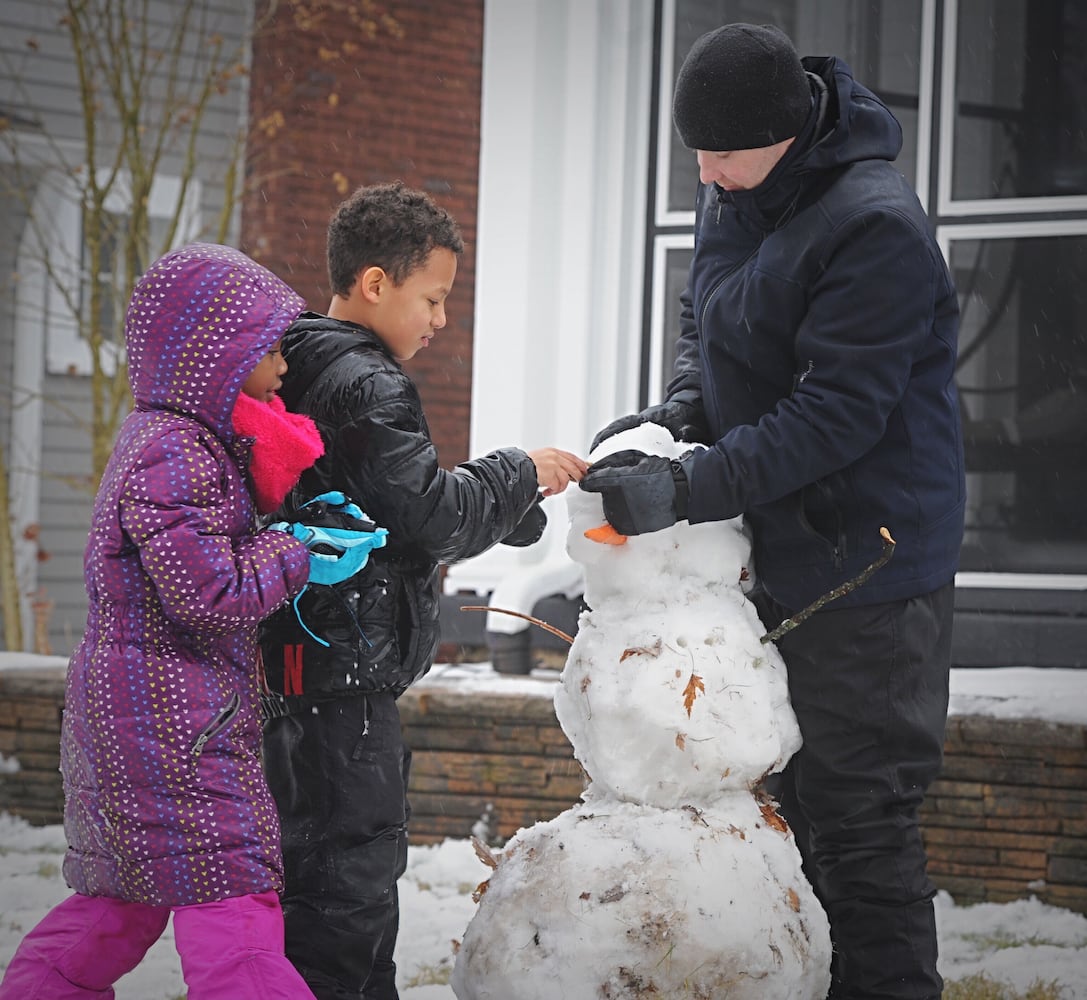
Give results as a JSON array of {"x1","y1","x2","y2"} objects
[{"x1": 284, "y1": 645, "x2": 304, "y2": 696}]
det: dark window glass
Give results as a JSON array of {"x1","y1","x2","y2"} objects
[
  {"x1": 659, "y1": 246, "x2": 694, "y2": 398},
  {"x1": 668, "y1": 0, "x2": 921, "y2": 213},
  {"x1": 954, "y1": 0, "x2": 1087, "y2": 200},
  {"x1": 954, "y1": 234, "x2": 1087, "y2": 572}
]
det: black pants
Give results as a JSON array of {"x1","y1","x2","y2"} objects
[
  {"x1": 756, "y1": 583, "x2": 953, "y2": 1000},
  {"x1": 263, "y1": 692, "x2": 411, "y2": 1000}
]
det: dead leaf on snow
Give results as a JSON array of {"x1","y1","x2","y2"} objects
[
  {"x1": 472, "y1": 835, "x2": 499, "y2": 869},
  {"x1": 675, "y1": 732, "x2": 686, "y2": 751},
  {"x1": 683, "y1": 673, "x2": 705, "y2": 716},
  {"x1": 759, "y1": 802, "x2": 789, "y2": 833},
  {"x1": 620, "y1": 637, "x2": 662, "y2": 662},
  {"x1": 599, "y1": 884, "x2": 627, "y2": 903}
]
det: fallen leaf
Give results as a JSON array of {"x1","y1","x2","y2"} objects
[
  {"x1": 675, "y1": 732, "x2": 686, "y2": 751},
  {"x1": 599, "y1": 884, "x2": 626, "y2": 903},
  {"x1": 472, "y1": 835, "x2": 499, "y2": 869},
  {"x1": 682, "y1": 673, "x2": 705, "y2": 717},
  {"x1": 620, "y1": 637, "x2": 662, "y2": 662},
  {"x1": 759, "y1": 802, "x2": 789, "y2": 833},
  {"x1": 787, "y1": 888, "x2": 800, "y2": 912}
]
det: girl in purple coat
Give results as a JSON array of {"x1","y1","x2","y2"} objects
[{"x1": 0, "y1": 244, "x2": 333, "y2": 999}]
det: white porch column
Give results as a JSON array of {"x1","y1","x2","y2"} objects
[{"x1": 448, "y1": 0, "x2": 653, "y2": 599}]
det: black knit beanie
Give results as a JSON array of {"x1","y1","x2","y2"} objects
[{"x1": 672, "y1": 23, "x2": 811, "y2": 151}]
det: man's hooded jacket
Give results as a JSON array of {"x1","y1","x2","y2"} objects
[{"x1": 669, "y1": 56, "x2": 965, "y2": 610}]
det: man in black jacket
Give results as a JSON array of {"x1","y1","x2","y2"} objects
[
  {"x1": 260, "y1": 181, "x2": 586, "y2": 1000},
  {"x1": 584, "y1": 24, "x2": 964, "y2": 1000}
]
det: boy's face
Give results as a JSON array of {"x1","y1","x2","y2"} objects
[
  {"x1": 241, "y1": 341, "x2": 287, "y2": 402},
  {"x1": 369, "y1": 247, "x2": 458, "y2": 362}
]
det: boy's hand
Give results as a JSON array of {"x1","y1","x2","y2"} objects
[{"x1": 528, "y1": 448, "x2": 589, "y2": 496}]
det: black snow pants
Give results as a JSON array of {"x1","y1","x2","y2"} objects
[
  {"x1": 263, "y1": 691, "x2": 411, "y2": 1000},
  {"x1": 756, "y1": 582, "x2": 953, "y2": 1000}
]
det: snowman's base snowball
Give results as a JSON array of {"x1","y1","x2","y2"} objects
[{"x1": 451, "y1": 796, "x2": 831, "y2": 1000}]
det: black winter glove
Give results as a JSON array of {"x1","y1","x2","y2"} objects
[
  {"x1": 590, "y1": 395, "x2": 710, "y2": 452},
  {"x1": 501, "y1": 494, "x2": 548, "y2": 547},
  {"x1": 579, "y1": 449, "x2": 692, "y2": 536}
]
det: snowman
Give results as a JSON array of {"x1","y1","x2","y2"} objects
[{"x1": 451, "y1": 424, "x2": 831, "y2": 1000}]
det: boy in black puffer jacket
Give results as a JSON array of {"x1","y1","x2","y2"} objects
[{"x1": 260, "y1": 181, "x2": 587, "y2": 1000}]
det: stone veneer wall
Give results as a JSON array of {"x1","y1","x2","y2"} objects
[{"x1": 1, "y1": 665, "x2": 1084, "y2": 913}]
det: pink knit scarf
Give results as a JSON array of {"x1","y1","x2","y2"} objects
[{"x1": 232, "y1": 393, "x2": 325, "y2": 514}]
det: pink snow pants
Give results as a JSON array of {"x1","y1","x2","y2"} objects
[{"x1": 0, "y1": 889, "x2": 316, "y2": 999}]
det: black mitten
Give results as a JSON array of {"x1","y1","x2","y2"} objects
[
  {"x1": 590, "y1": 395, "x2": 710, "y2": 452},
  {"x1": 579, "y1": 449, "x2": 691, "y2": 536},
  {"x1": 502, "y1": 495, "x2": 547, "y2": 547}
]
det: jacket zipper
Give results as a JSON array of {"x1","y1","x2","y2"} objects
[
  {"x1": 698, "y1": 242, "x2": 763, "y2": 337},
  {"x1": 697, "y1": 195, "x2": 764, "y2": 333},
  {"x1": 190, "y1": 692, "x2": 241, "y2": 759}
]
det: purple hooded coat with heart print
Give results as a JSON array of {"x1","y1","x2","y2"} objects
[{"x1": 60, "y1": 243, "x2": 312, "y2": 907}]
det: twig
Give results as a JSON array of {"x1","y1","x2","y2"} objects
[
  {"x1": 759, "y1": 527, "x2": 897, "y2": 645},
  {"x1": 460, "y1": 606, "x2": 575, "y2": 645}
]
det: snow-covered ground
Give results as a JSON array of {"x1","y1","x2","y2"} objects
[
  {"x1": 1, "y1": 808, "x2": 1086, "y2": 998},
  {"x1": 1, "y1": 655, "x2": 1086, "y2": 997}
]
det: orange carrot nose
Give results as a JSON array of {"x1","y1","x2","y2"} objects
[{"x1": 584, "y1": 522, "x2": 628, "y2": 545}]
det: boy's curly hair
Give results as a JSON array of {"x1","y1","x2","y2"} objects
[{"x1": 327, "y1": 181, "x2": 464, "y2": 296}]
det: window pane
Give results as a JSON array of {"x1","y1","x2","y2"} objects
[
  {"x1": 668, "y1": 0, "x2": 922, "y2": 213},
  {"x1": 953, "y1": 234, "x2": 1087, "y2": 573},
  {"x1": 953, "y1": 0, "x2": 1087, "y2": 200},
  {"x1": 658, "y1": 245, "x2": 694, "y2": 399}
]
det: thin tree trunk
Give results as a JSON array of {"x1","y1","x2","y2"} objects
[{"x1": 0, "y1": 442, "x2": 25, "y2": 651}]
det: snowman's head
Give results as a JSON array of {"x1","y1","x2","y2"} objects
[{"x1": 569, "y1": 423, "x2": 752, "y2": 608}]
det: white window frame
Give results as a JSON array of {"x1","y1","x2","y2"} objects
[
  {"x1": 646, "y1": 232, "x2": 693, "y2": 405},
  {"x1": 936, "y1": 0, "x2": 1087, "y2": 218},
  {"x1": 655, "y1": 0, "x2": 936, "y2": 225},
  {"x1": 44, "y1": 171, "x2": 202, "y2": 376},
  {"x1": 937, "y1": 216, "x2": 1087, "y2": 590}
]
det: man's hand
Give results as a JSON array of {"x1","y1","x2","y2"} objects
[
  {"x1": 579, "y1": 449, "x2": 691, "y2": 536},
  {"x1": 590, "y1": 396, "x2": 710, "y2": 452}
]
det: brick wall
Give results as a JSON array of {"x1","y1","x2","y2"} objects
[
  {"x1": 923, "y1": 715, "x2": 1087, "y2": 911},
  {"x1": 2, "y1": 665, "x2": 1084, "y2": 914},
  {"x1": 241, "y1": 0, "x2": 484, "y2": 470},
  {"x1": 0, "y1": 668, "x2": 65, "y2": 825}
]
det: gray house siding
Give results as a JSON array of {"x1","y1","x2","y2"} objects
[{"x1": 1, "y1": 0, "x2": 254, "y2": 655}]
